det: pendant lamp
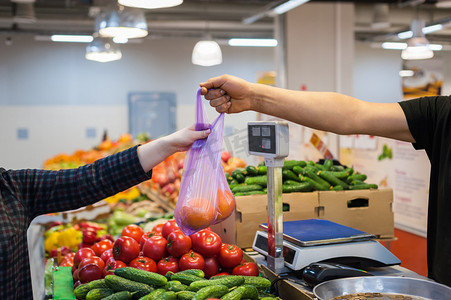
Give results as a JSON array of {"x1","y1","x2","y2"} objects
[
  {"x1": 98, "y1": 6, "x2": 148, "y2": 39},
  {"x1": 118, "y1": 0, "x2": 183, "y2": 9},
  {"x1": 192, "y1": 39, "x2": 222, "y2": 67},
  {"x1": 401, "y1": 20, "x2": 433, "y2": 60},
  {"x1": 85, "y1": 35, "x2": 122, "y2": 63}
]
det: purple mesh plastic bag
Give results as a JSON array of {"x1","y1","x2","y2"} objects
[{"x1": 174, "y1": 89, "x2": 235, "y2": 236}]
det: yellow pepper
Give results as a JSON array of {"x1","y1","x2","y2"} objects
[
  {"x1": 44, "y1": 231, "x2": 61, "y2": 253},
  {"x1": 58, "y1": 227, "x2": 82, "y2": 250}
]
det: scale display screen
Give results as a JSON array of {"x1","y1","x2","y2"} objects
[{"x1": 248, "y1": 124, "x2": 276, "y2": 154}]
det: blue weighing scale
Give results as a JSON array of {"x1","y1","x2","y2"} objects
[{"x1": 252, "y1": 219, "x2": 401, "y2": 271}]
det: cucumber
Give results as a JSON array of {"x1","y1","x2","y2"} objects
[
  {"x1": 170, "y1": 272, "x2": 206, "y2": 286},
  {"x1": 283, "y1": 179, "x2": 302, "y2": 186},
  {"x1": 291, "y1": 166, "x2": 304, "y2": 176},
  {"x1": 300, "y1": 176, "x2": 329, "y2": 191},
  {"x1": 231, "y1": 184, "x2": 263, "y2": 194},
  {"x1": 282, "y1": 160, "x2": 306, "y2": 170},
  {"x1": 192, "y1": 285, "x2": 229, "y2": 300},
  {"x1": 176, "y1": 291, "x2": 196, "y2": 300},
  {"x1": 243, "y1": 276, "x2": 271, "y2": 290},
  {"x1": 245, "y1": 165, "x2": 259, "y2": 176},
  {"x1": 189, "y1": 276, "x2": 244, "y2": 291},
  {"x1": 234, "y1": 190, "x2": 267, "y2": 196},
  {"x1": 323, "y1": 159, "x2": 333, "y2": 171},
  {"x1": 74, "y1": 283, "x2": 91, "y2": 300},
  {"x1": 304, "y1": 170, "x2": 330, "y2": 190},
  {"x1": 330, "y1": 165, "x2": 345, "y2": 171},
  {"x1": 331, "y1": 185, "x2": 344, "y2": 191},
  {"x1": 178, "y1": 269, "x2": 205, "y2": 278},
  {"x1": 86, "y1": 288, "x2": 114, "y2": 300},
  {"x1": 164, "y1": 280, "x2": 188, "y2": 292},
  {"x1": 244, "y1": 175, "x2": 267, "y2": 187},
  {"x1": 220, "y1": 285, "x2": 246, "y2": 300},
  {"x1": 282, "y1": 169, "x2": 302, "y2": 182},
  {"x1": 102, "y1": 291, "x2": 134, "y2": 300},
  {"x1": 114, "y1": 267, "x2": 167, "y2": 287},
  {"x1": 257, "y1": 165, "x2": 267, "y2": 175},
  {"x1": 282, "y1": 182, "x2": 312, "y2": 193},
  {"x1": 347, "y1": 173, "x2": 367, "y2": 183},
  {"x1": 139, "y1": 288, "x2": 165, "y2": 300},
  {"x1": 104, "y1": 275, "x2": 154, "y2": 298},
  {"x1": 155, "y1": 291, "x2": 176, "y2": 300},
  {"x1": 349, "y1": 183, "x2": 378, "y2": 190},
  {"x1": 318, "y1": 171, "x2": 349, "y2": 190},
  {"x1": 231, "y1": 169, "x2": 245, "y2": 183},
  {"x1": 327, "y1": 171, "x2": 350, "y2": 180},
  {"x1": 88, "y1": 279, "x2": 109, "y2": 290},
  {"x1": 242, "y1": 284, "x2": 259, "y2": 300}
]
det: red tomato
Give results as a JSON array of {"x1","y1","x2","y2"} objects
[
  {"x1": 203, "y1": 256, "x2": 220, "y2": 278},
  {"x1": 152, "y1": 223, "x2": 164, "y2": 234},
  {"x1": 179, "y1": 250, "x2": 205, "y2": 271},
  {"x1": 78, "y1": 263, "x2": 102, "y2": 283},
  {"x1": 128, "y1": 256, "x2": 157, "y2": 272},
  {"x1": 218, "y1": 244, "x2": 243, "y2": 268},
  {"x1": 161, "y1": 220, "x2": 180, "y2": 239},
  {"x1": 157, "y1": 256, "x2": 179, "y2": 276},
  {"x1": 60, "y1": 259, "x2": 74, "y2": 267},
  {"x1": 142, "y1": 235, "x2": 168, "y2": 262},
  {"x1": 166, "y1": 230, "x2": 192, "y2": 258},
  {"x1": 100, "y1": 248, "x2": 114, "y2": 263},
  {"x1": 232, "y1": 261, "x2": 259, "y2": 276},
  {"x1": 113, "y1": 236, "x2": 140, "y2": 264},
  {"x1": 121, "y1": 224, "x2": 144, "y2": 243},
  {"x1": 73, "y1": 248, "x2": 96, "y2": 268},
  {"x1": 191, "y1": 230, "x2": 222, "y2": 258},
  {"x1": 140, "y1": 231, "x2": 161, "y2": 250},
  {"x1": 79, "y1": 256, "x2": 105, "y2": 271},
  {"x1": 211, "y1": 272, "x2": 230, "y2": 278},
  {"x1": 102, "y1": 259, "x2": 127, "y2": 277},
  {"x1": 91, "y1": 239, "x2": 114, "y2": 257}
]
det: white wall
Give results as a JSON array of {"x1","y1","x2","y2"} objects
[{"x1": 0, "y1": 35, "x2": 274, "y2": 169}]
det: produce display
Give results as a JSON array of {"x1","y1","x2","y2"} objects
[
  {"x1": 48, "y1": 218, "x2": 278, "y2": 299},
  {"x1": 228, "y1": 159, "x2": 378, "y2": 196}
]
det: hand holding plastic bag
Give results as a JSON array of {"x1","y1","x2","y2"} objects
[{"x1": 175, "y1": 89, "x2": 235, "y2": 235}]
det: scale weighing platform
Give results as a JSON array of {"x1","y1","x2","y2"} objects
[{"x1": 252, "y1": 219, "x2": 400, "y2": 271}]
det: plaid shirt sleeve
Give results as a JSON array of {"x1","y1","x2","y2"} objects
[{"x1": 0, "y1": 145, "x2": 152, "y2": 299}]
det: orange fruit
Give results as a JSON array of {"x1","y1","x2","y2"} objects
[
  {"x1": 216, "y1": 189, "x2": 235, "y2": 222},
  {"x1": 180, "y1": 198, "x2": 216, "y2": 230}
]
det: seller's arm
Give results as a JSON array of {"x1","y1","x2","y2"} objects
[{"x1": 200, "y1": 74, "x2": 414, "y2": 143}]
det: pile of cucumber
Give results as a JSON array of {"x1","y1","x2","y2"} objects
[
  {"x1": 74, "y1": 267, "x2": 279, "y2": 300},
  {"x1": 227, "y1": 159, "x2": 378, "y2": 196}
]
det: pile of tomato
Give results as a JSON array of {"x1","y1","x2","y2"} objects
[{"x1": 59, "y1": 219, "x2": 259, "y2": 287}]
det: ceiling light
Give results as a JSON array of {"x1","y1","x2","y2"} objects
[
  {"x1": 98, "y1": 6, "x2": 148, "y2": 39},
  {"x1": 435, "y1": 0, "x2": 451, "y2": 8},
  {"x1": 50, "y1": 35, "x2": 94, "y2": 43},
  {"x1": 399, "y1": 70, "x2": 414, "y2": 77},
  {"x1": 192, "y1": 40, "x2": 222, "y2": 67},
  {"x1": 401, "y1": 20, "x2": 433, "y2": 60},
  {"x1": 272, "y1": 0, "x2": 310, "y2": 15},
  {"x1": 382, "y1": 42, "x2": 407, "y2": 50},
  {"x1": 85, "y1": 36, "x2": 122, "y2": 63},
  {"x1": 118, "y1": 0, "x2": 183, "y2": 9},
  {"x1": 228, "y1": 38, "x2": 278, "y2": 47}
]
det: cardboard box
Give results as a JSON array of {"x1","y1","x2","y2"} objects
[
  {"x1": 317, "y1": 188, "x2": 394, "y2": 239},
  {"x1": 211, "y1": 192, "x2": 318, "y2": 248},
  {"x1": 211, "y1": 189, "x2": 394, "y2": 248}
]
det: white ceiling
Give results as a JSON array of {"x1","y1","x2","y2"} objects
[{"x1": 1, "y1": 0, "x2": 451, "y2": 44}]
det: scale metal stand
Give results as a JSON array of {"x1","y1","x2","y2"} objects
[
  {"x1": 247, "y1": 121, "x2": 400, "y2": 274},
  {"x1": 248, "y1": 121, "x2": 289, "y2": 274}
]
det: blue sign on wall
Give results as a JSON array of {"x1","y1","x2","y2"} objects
[{"x1": 128, "y1": 92, "x2": 176, "y2": 139}]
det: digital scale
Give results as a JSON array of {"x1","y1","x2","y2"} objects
[{"x1": 247, "y1": 121, "x2": 400, "y2": 274}]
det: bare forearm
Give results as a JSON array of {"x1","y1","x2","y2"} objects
[{"x1": 249, "y1": 83, "x2": 414, "y2": 142}]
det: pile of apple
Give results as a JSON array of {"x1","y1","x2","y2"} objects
[{"x1": 61, "y1": 219, "x2": 259, "y2": 287}]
